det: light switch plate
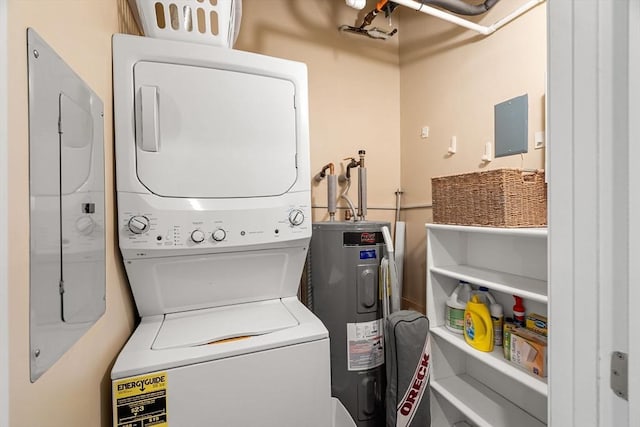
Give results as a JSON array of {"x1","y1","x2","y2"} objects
[{"x1": 534, "y1": 130, "x2": 545, "y2": 149}]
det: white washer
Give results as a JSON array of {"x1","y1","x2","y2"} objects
[{"x1": 110, "y1": 34, "x2": 348, "y2": 427}]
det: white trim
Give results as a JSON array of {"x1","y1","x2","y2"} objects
[
  {"x1": 547, "y1": 1, "x2": 576, "y2": 425},
  {"x1": 550, "y1": 1, "x2": 639, "y2": 425},
  {"x1": 597, "y1": 1, "x2": 631, "y2": 425},
  {"x1": 628, "y1": 1, "x2": 640, "y2": 424},
  {"x1": 0, "y1": 0, "x2": 9, "y2": 425},
  {"x1": 548, "y1": 0, "x2": 606, "y2": 425}
]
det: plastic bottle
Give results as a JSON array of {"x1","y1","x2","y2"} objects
[
  {"x1": 503, "y1": 317, "x2": 516, "y2": 360},
  {"x1": 490, "y1": 303, "x2": 504, "y2": 347},
  {"x1": 445, "y1": 281, "x2": 472, "y2": 334},
  {"x1": 513, "y1": 296, "x2": 526, "y2": 327},
  {"x1": 471, "y1": 286, "x2": 496, "y2": 306},
  {"x1": 463, "y1": 295, "x2": 494, "y2": 352}
]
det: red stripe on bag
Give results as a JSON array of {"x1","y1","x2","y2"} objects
[{"x1": 396, "y1": 334, "x2": 431, "y2": 427}]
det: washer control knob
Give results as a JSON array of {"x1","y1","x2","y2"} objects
[
  {"x1": 289, "y1": 209, "x2": 305, "y2": 226},
  {"x1": 128, "y1": 216, "x2": 149, "y2": 234},
  {"x1": 190, "y1": 229, "x2": 205, "y2": 243},
  {"x1": 212, "y1": 228, "x2": 226, "y2": 242}
]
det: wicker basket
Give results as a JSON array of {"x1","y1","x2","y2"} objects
[{"x1": 431, "y1": 168, "x2": 547, "y2": 228}]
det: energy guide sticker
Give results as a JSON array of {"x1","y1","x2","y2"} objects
[
  {"x1": 114, "y1": 371, "x2": 168, "y2": 427},
  {"x1": 346, "y1": 319, "x2": 385, "y2": 371}
]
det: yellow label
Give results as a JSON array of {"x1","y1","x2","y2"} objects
[
  {"x1": 525, "y1": 313, "x2": 548, "y2": 336},
  {"x1": 113, "y1": 371, "x2": 168, "y2": 427}
]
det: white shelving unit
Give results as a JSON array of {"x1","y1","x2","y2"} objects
[{"x1": 426, "y1": 224, "x2": 548, "y2": 427}]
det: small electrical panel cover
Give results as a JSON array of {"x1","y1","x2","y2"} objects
[{"x1": 495, "y1": 94, "x2": 528, "y2": 158}]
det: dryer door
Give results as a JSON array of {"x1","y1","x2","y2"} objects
[{"x1": 133, "y1": 61, "x2": 298, "y2": 198}]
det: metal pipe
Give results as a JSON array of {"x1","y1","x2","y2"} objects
[
  {"x1": 359, "y1": 0, "x2": 391, "y2": 28},
  {"x1": 316, "y1": 162, "x2": 334, "y2": 181},
  {"x1": 488, "y1": 0, "x2": 544, "y2": 33},
  {"x1": 357, "y1": 150, "x2": 366, "y2": 221},
  {"x1": 358, "y1": 167, "x2": 367, "y2": 221},
  {"x1": 423, "y1": 0, "x2": 500, "y2": 16},
  {"x1": 390, "y1": 0, "x2": 545, "y2": 36},
  {"x1": 327, "y1": 174, "x2": 337, "y2": 221},
  {"x1": 394, "y1": 189, "x2": 403, "y2": 223},
  {"x1": 311, "y1": 205, "x2": 396, "y2": 211}
]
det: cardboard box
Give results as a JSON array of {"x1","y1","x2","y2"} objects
[
  {"x1": 525, "y1": 313, "x2": 548, "y2": 336},
  {"x1": 509, "y1": 327, "x2": 547, "y2": 378}
]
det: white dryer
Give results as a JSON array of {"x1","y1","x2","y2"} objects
[{"x1": 110, "y1": 34, "x2": 343, "y2": 427}]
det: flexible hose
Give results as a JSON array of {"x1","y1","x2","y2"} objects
[
  {"x1": 305, "y1": 249, "x2": 313, "y2": 311},
  {"x1": 339, "y1": 177, "x2": 357, "y2": 220}
]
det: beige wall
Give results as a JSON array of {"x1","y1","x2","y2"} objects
[
  {"x1": 7, "y1": 1, "x2": 136, "y2": 426},
  {"x1": 398, "y1": 1, "x2": 547, "y2": 313},
  {"x1": 236, "y1": 0, "x2": 401, "y2": 225}
]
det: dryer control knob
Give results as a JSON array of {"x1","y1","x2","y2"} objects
[
  {"x1": 289, "y1": 209, "x2": 305, "y2": 226},
  {"x1": 191, "y1": 229, "x2": 205, "y2": 243},
  {"x1": 212, "y1": 228, "x2": 226, "y2": 242},
  {"x1": 75, "y1": 215, "x2": 96, "y2": 235},
  {"x1": 128, "y1": 216, "x2": 149, "y2": 234}
]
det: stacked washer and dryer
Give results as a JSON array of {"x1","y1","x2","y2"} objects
[{"x1": 110, "y1": 34, "x2": 355, "y2": 427}]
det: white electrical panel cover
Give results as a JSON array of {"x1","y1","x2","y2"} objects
[{"x1": 27, "y1": 29, "x2": 105, "y2": 382}]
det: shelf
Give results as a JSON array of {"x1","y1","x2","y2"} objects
[
  {"x1": 426, "y1": 223, "x2": 547, "y2": 238},
  {"x1": 431, "y1": 374, "x2": 546, "y2": 427},
  {"x1": 430, "y1": 265, "x2": 548, "y2": 303},
  {"x1": 431, "y1": 326, "x2": 548, "y2": 396},
  {"x1": 427, "y1": 222, "x2": 548, "y2": 424}
]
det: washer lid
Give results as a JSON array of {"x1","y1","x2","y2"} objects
[
  {"x1": 133, "y1": 61, "x2": 298, "y2": 199},
  {"x1": 152, "y1": 299, "x2": 299, "y2": 350}
]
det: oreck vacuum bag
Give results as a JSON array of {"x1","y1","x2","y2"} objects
[{"x1": 385, "y1": 310, "x2": 431, "y2": 427}]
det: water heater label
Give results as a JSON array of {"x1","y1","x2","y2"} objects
[
  {"x1": 346, "y1": 319, "x2": 385, "y2": 371},
  {"x1": 343, "y1": 231, "x2": 384, "y2": 246},
  {"x1": 113, "y1": 371, "x2": 168, "y2": 427},
  {"x1": 359, "y1": 249, "x2": 377, "y2": 259}
]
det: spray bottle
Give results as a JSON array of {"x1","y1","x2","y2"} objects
[{"x1": 513, "y1": 296, "x2": 526, "y2": 327}]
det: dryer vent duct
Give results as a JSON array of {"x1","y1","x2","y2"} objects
[
  {"x1": 422, "y1": 0, "x2": 500, "y2": 16},
  {"x1": 342, "y1": 0, "x2": 545, "y2": 39},
  {"x1": 340, "y1": 0, "x2": 500, "y2": 40},
  {"x1": 343, "y1": 0, "x2": 501, "y2": 16}
]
